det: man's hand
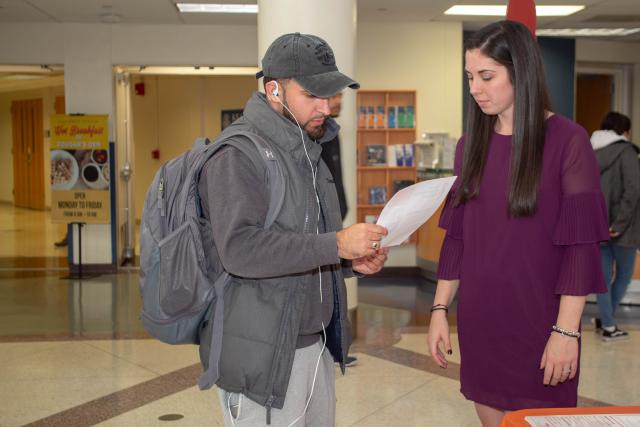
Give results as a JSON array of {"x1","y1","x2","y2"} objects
[
  {"x1": 352, "y1": 248, "x2": 389, "y2": 275},
  {"x1": 336, "y1": 223, "x2": 388, "y2": 259}
]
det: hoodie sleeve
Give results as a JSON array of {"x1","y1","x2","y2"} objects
[
  {"x1": 610, "y1": 145, "x2": 640, "y2": 234},
  {"x1": 199, "y1": 144, "x2": 340, "y2": 279}
]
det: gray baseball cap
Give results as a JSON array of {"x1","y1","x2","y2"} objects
[{"x1": 256, "y1": 32, "x2": 359, "y2": 98}]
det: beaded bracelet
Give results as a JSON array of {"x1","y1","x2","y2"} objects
[
  {"x1": 430, "y1": 304, "x2": 448, "y2": 314},
  {"x1": 552, "y1": 325, "x2": 581, "y2": 339}
]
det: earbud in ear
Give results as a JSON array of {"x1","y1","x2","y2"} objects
[{"x1": 272, "y1": 81, "x2": 279, "y2": 97}]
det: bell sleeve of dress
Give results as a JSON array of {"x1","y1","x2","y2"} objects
[
  {"x1": 553, "y1": 128, "x2": 610, "y2": 295},
  {"x1": 437, "y1": 138, "x2": 465, "y2": 280}
]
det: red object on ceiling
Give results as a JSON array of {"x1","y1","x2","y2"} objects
[
  {"x1": 507, "y1": 0, "x2": 537, "y2": 38},
  {"x1": 152, "y1": 149, "x2": 160, "y2": 160}
]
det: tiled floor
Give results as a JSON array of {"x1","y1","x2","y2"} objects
[
  {"x1": 0, "y1": 271, "x2": 639, "y2": 426},
  {"x1": 0, "y1": 205, "x2": 141, "y2": 269},
  {"x1": 0, "y1": 204, "x2": 68, "y2": 259}
]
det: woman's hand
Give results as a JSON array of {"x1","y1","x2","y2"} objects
[
  {"x1": 540, "y1": 332, "x2": 579, "y2": 386},
  {"x1": 427, "y1": 311, "x2": 452, "y2": 368}
]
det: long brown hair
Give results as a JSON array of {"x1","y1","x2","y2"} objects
[{"x1": 456, "y1": 20, "x2": 552, "y2": 217}]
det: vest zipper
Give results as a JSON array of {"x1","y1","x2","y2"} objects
[
  {"x1": 265, "y1": 395, "x2": 275, "y2": 425},
  {"x1": 158, "y1": 176, "x2": 165, "y2": 217}
]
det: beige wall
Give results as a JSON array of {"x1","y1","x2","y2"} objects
[
  {"x1": 356, "y1": 21, "x2": 464, "y2": 266},
  {"x1": 131, "y1": 74, "x2": 257, "y2": 220},
  {"x1": 0, "y1": 85, "x2": 65, "y2": 206},
  {"x1": 357, "y1": 21, "x2": 464, "y2": 139}
]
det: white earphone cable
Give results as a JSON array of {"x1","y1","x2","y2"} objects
[{"x1": 272, "y1": 82, "x2": 328, "y2": 427}]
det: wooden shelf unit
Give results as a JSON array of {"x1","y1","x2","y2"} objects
[{"x1": 356, "y1": 89, "x2": 417, "y2": 242}]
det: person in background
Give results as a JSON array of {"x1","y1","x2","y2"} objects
[
  {"x1": 321, "y1": 92, "x2": 348, "y2": 220},
  {"x1": 321, "y1": 91, "x2": 359, "y2": 368},
  {"x1": 54, "y1": 232, "x2": 68, "y2": 247},
  {"x1": 427, "y1": 21, "x2": 608, "y2": 427},
  {"x1": 591, "y1": 111, "x2": 640, "y2": 341}
]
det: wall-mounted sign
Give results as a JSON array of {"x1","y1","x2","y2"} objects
[{"x1": 50, "y1": 115, "x2": 110, "y2": 223}]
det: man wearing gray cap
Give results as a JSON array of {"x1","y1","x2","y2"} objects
[{"x1": 198, "y1": 33, "x2": 388, "y2": 426}]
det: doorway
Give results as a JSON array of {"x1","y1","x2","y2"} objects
[
  {"x1": 576, "y1": 74, "x2": 613, "y2": 137},
  {"x1": 0, "y1": 65, "x2": 65, "y2": 265},
  {"x1": 12, "y1": 98, "x2": 45, "y2": 210},
  {"x1": 575, "y1": 63, "x2": 633, "y2": 135},
  {"x1": 113, "y1": 66, "x2": 259, "y2": 264}
]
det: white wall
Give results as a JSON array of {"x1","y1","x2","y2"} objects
[
  {"x1": 0, "y1": 24, "x2": 64, "y2": 64},
  {"x1": 112, "y1": 25, "x2": 258, "y2": 66},
  {"x1": 0, "y1": 23, "x2": 257, "y2": 67},
  {"x1": 576, "y1": 39, "x2": 640, "y2": 140},
  {"x1": 356, "y1": 21, "x2": 464, "y2": 266}
]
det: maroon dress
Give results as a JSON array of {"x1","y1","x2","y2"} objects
[{"x1": 437, "y1": 114, "x2": 608, "y2": 410}]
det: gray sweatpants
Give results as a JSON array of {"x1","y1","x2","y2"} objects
[{"x1": 217, "y1": 340, "x2": 336, "y2": 427}]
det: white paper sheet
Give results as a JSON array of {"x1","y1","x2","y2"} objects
[
  {"x1": 377, "y1": 176, "x2": 457, "y2": 247},
  {"x1": 524, "y1": 413, "x2": 640, "y2": 427}
]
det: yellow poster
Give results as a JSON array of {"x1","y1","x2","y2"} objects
[{"x1": 50, "y1": 115, "x2": 110, "y2": 224}]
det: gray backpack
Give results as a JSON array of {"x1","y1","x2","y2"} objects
[{"x1": 139, "y1": 130, "x2": 285, "y2": 390}]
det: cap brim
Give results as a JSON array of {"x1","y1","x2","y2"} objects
[{"x1": 294, "y1": 71, "x2": 360, "y2": 98}]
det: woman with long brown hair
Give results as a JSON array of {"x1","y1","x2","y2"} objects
[{"x1": 427, "y1": 20, "x2": 608, "y2": 426}]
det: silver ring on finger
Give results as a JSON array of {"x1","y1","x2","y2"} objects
[{"x1": 372, "y1": 241, "x2": 379, "y2": 250}]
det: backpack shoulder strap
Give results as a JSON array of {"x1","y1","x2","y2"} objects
[
  {"x1": 195, "y1": 131, "x2": 286, "y2": 391},
  {"x1": 205, "y1": 130, "x2": 286, "y2": 228}
]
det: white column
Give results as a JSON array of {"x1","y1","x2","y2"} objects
[
  {"x1": 257, "y1": 0, "x2": 360, "y2": 326},
  {"x1": 63, "y1": 23, "x2": 115, "y2": 266}
]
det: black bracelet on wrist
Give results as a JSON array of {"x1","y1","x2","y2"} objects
[{"x1": 430, "y1": 304, "x2": 448, "y2": 314}]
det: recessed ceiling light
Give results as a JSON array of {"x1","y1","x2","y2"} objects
[
  {"x1": 537, "y1": 28, "x2": 640, "y2": 37},
  {"x1": 176, "y1": 3, "x2": 258, "y2": 14},
  {"x1": 444, "y1": 5, "x2": 584, "y2": 17}
]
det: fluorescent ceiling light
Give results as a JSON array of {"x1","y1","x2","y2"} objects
[
  {"x1": 444, "y1": 5, "x2": 584, "y2": 17},
  {"x1": 535, "y1": 6, "x2": 585, "y2": 16},
  {"x1": 176, "y1": 3, "x2": 258, "y2": 13},
  {"x1": 445, "y1": 5, "x2": 505, "y2": 16},
  {"x1": 537, "y1": 28, "x2": 640, "y2": 37}
]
